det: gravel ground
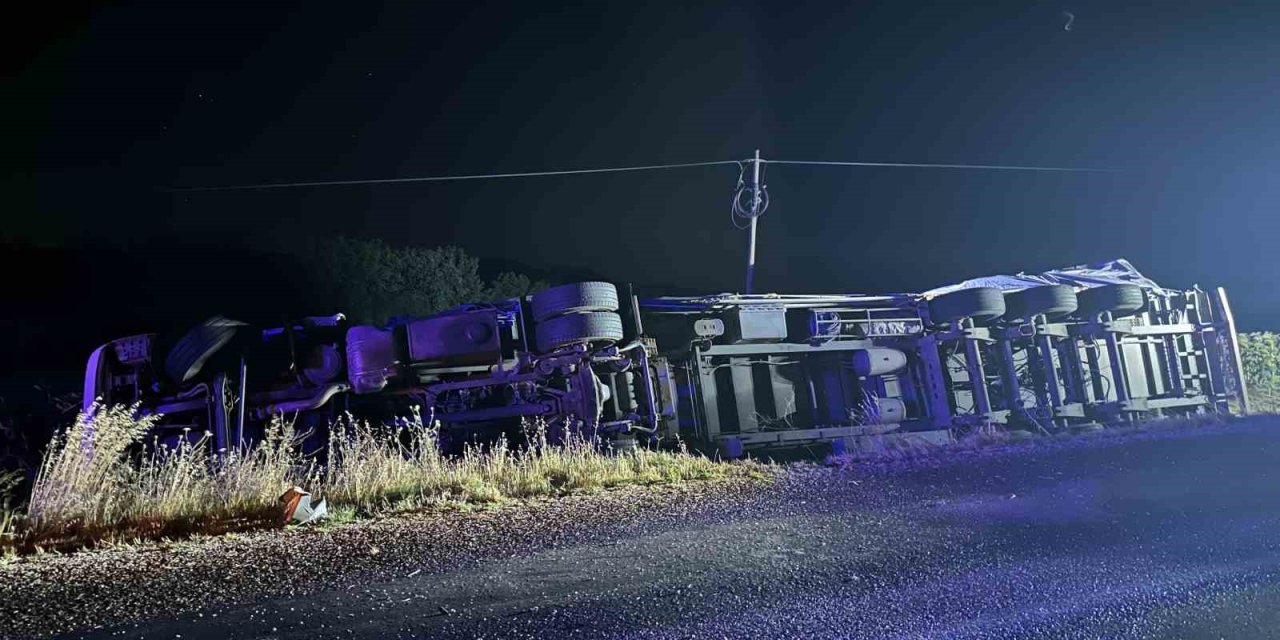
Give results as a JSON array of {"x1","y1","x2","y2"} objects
[
  {"x1": 0, "y1": 477, "x2": 774, "y2": 639},
  {"x1": 6, "y1": 417, "x2": 1280, "y2": 639}
]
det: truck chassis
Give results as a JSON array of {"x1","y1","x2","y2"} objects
[{"x1": 83, "y1": 262, "x2": 1249, "y2": 457}]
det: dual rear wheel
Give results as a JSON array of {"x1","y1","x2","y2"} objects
[
  {"x1": 927, "y1": 283, "x2": 1147, "y2": 326},
  {"x1": 530, "y1": 281, "x2": 625, "y2": 352}
]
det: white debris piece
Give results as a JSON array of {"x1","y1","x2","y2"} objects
[{"x1": 279, "y1": 486, "x2": 328, "y2": 525}]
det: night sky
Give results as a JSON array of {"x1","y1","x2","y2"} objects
[{"x1": 5, "y1": 0, "x2": 1280, "y2": 376}]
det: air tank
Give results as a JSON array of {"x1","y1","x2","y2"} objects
[{"x1": 850, "y1": 348, "x2": 908, "y2": 377}]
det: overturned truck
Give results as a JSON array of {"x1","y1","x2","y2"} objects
[{"x1": 84, "y1": 260, "x2": 1250, "y2": 457}]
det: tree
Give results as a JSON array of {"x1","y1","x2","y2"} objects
[
  {"x1": 304, "y1": 237, "x2": 543, "y2": 325},
  {"x1": 485, "y1": 271, "x2": 544, "y2": 300},
  {"x1": 1238, "y1": 332, "x2": 1280, "y2": 413}
]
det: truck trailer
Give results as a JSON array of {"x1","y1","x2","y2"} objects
[{"x1": 82, "y1": 260, "x2": 1250, "y2": 457}]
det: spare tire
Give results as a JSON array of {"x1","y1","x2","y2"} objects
[
  {"x1": 536, "y1": 311, "x2": 624, "y2": 352},
  {"x1": 165, "y1": 316, "x2": 247, "y2": 384},
  {"x1": 530, "y1": 282, "x2": 619, "y2": 322},
  {"x1": 1003, "y1": 285, "x2": 1078, "y2": 322},
  {"x1": 927, "y1": 287, "x2": 1006, "y2": 326},
  {"x1": 1076, "y1": 284, "x2": 1146, "y2": 318}
]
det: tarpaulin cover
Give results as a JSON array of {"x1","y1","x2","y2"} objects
[{"x1": 923, "y1": 258, "x2": 1166, "y2": 298}]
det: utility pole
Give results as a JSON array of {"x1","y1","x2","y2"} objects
[{"x1": 743, "y1": 149, "x2": 762, "y2": 294}]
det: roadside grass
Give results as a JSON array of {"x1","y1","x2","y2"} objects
[
  {"x1": 0, "y1": 471, "x2": 19, "y2": 553},
  {"x1": 2, "y1": 404, "x2": 763, "y2": 553},
  {"x1": 323, "y1": 411, "x2": 738, "y2": 514}
]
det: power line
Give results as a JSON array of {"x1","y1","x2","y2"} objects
[
  {"x1": 167, "y1": 156, "x2": 1114, "y2": 192},
  {"x1": 165, "y1": 159, "x2": 743, "y2": 192},
  {"x1": 766, "y1": 159, "x2": 1115, "y2": 173},
  {"x1": 160, "y1": 148, "x2": 1116, "y2": 296}
]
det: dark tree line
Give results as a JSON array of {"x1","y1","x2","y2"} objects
[{"x1": 302, "y1": 237, "x2": 546, "y2": 325}]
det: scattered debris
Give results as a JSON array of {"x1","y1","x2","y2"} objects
[
  {"x1": 279, "y1": 487, "x2": 328, "y2": 525},
  {"x1": 424, "y1": 605, "x2": 456, "y2": 618}
]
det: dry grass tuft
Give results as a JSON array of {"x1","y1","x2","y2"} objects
[
  {"x1": 324, "y1": 408, "x2": 741, "y2": 514},
  {"x1": 3, "y1": 404, "x2": 756, "y2": 552},
  {"x1": 22, "y1": 404, "x2": 304, "y2": 548},
  {"x1": 0, "y1": 470, "x2": 19, "y2": 552}
]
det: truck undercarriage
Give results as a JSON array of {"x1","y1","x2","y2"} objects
[{"x1": 83, "y1": 260, "x2": 1250, "y2": 457}]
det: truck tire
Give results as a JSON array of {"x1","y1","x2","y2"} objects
[
  {"x1": 927, "y1": 287, "x2": 1006, "y2": 326},
  {"x1": 536, "y1": 311, "x2": 624, "y2": 352},
  {"x1": 1003, "y1": 285, "x2": 1078, "y2": 321},
  {"x1": 530, "y1": 282, "x2": 619, "y2": 322},
  {"x1": 165, "y1": 316, "x2": 247, "y2": 384},
  {"x1": 1076, "y1": 284, "x2": 1146, "y2": 318}
]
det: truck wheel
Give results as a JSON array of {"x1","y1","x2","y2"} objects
[
  {"x1": 165, "y1": 316, "x2": 247, "y2": 384},
  {"x1": 530, "y1": 282, "x2": 619, "y2": 322},
  {"x1": 927, "y1": 287, "x2": 1006, "y2": 326},
  {"x1": 536, "y1": 311, "x2": 624, "y2": 352},
  {"x1": 1076, "y1": 284, "x2": 1146, "y2": 318},
  {"x1": 1003, "y1": 285, "x2": 1078, "y2": 322}
]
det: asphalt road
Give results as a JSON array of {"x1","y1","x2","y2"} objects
[{"x1": 56, "y1": 420, "x2": 1280, "y2": 639}]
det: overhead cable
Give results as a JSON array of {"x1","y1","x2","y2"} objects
[
  {"x1": 766, "y1": 159, "x2": 1114, "y2": 173},
  {"x1": 166, "y1": 159, "x2": 743, "y2": 192},
  {"x1": 167, "y1": 156, "x2": 1114, "y2": 193}
]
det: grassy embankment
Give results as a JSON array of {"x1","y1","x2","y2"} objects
[{"x1": 0, "y1": 405, "x2": 761, "y2": 553}]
